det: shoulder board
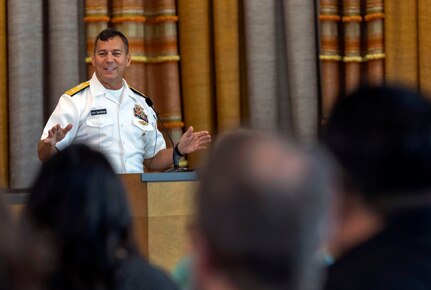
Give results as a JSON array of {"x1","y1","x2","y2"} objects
[
  {"x1": 130, "y1": 87, "x2": 147, "y2": 98},
  {"x1": 64, "y1": 81, "x2": 90, "y2": 96}
]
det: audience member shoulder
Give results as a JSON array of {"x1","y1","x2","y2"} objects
[{"x1": 64, "y1": 81, "x2": 90, "y2": 97}]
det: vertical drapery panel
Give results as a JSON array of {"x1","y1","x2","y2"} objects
[
  {"x1": 113, "y1": 0, "x2": 146, "y2": 94},
  {"x1": 385, "y1": 1, "x2": 417, "y2": 88},
  {"x1": 343, "y1": 0, "x2": 362, "y2": 94},
  {"x1": 243, "y1": 1, "x2": 279, "y2": 131},
  {"x1": 386, "y1": 1, "x2": 431, "y2": 96},
  {"x1": 85, "y1": 0, "x2": 110, "y2": 77},
  {"x1": 319, "y1": 0, "x2": 340, "y2": 122},
  {"x1": 366, "y1": 0, "x2": 385, "y2": 85},
  {"x1": 283, "y1": 0, "x2": 319, "y2": 143},
  {"x1": 0, "y1": 0, "x2": 7, "y2": 187},
  {"x1": 8, "y1": 0, "x2": 44, "y2": 189},
  {"x1": 213, "y1": 0, "x2": 241, "y2": 131},
  {"x1": 319, "y1": 0, "x2": 385, "y2": 122},
  {"x1": 47, "y1": 0, "x2": 81, "y2": 113},
  {"x1": 418, "y1": 0, "x2": 431, "y2": 96},
  {"x1": 143, "y1": 0, "x2": 183, "y2": 146},
  {"x1": 178, "y1": 0, "x2": 215, "y2": 168},
  {"x1": 244, "y1": 0, "x2": 319, "y2": 142}
]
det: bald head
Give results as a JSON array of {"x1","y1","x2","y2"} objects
[{"x1": 195, "y1": 129, "x2": 333, "y2": 290}]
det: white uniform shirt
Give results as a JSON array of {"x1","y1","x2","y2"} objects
[{"x1": 41, "y1": 73, "x2": 166, "y2": 173}]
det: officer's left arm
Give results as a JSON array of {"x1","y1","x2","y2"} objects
[
  {"x1": 143, "y1": 147, "x2": 175, "y2": 171},
  {"x1": 143, "y1": 126, "x2": 211, "y2": 171}
]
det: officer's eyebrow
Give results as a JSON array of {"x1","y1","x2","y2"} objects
[{"x1": 96, "y1": 48, "x2": 123, "y2": 53}]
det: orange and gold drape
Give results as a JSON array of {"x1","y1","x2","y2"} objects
[
  {"x1": 177, "y1": 0, "x2": 213, "y2": 168},
  {"x1": 385, "y1": 1, "x2": 431, "y2": 96},
  {"x1": 319, "y1": 0, "x2": 385, "y2": 121},
  {"x1": 178, "y1": 0, "x2": 242, "y2": 167}
]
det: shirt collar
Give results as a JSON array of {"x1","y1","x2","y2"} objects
[{"x1": 90, "y1": 73, "x2": 138, "y2": 102}]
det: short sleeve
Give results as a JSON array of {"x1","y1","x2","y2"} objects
[{"x1": 41, "y1": 94, "x2": 81, "y2": 151}]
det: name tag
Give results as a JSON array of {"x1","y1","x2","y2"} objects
[{"x1": 91, "y1": 109, "x2": 107, "y2": 116}]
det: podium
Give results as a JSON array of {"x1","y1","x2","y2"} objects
[{"x1": 121, "y1": 172, "x2": 198, "y2": 271}]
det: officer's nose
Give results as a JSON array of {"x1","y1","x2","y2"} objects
[{"x1": 106, "y1": 53, "x2": 114, "y2": 62}]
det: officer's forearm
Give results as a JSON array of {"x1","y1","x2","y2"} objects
[
  {"x1": 143, "y1": 148, "x2": 174, "y2": 171},
  {"x1": 38, "y1": 140, "x2": 58, "y2": 162}
]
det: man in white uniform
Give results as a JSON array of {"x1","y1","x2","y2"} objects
[{"x1": 38, "y1": 28, "x2": 211, "y2": 173}]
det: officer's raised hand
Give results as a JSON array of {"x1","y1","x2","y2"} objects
[
  {"x1": 177, "y1": 126, "x2": 212, "y2": 155},
  {"x1": 38, "y1": 123, "x2": 73, "y2": 162}
]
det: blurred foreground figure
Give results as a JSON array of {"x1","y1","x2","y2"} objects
[
  {"x1": 324, "y1": 86, "x2": 431, "y2": 290},
  {"x1": 193, "y1": 129, "x2": 333, "y2": 290},
  {"x1": 24, "y1": 144, "x2": 178, "y2": 290}
]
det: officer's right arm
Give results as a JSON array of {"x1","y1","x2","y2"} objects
[
  {"x1": 39, "y1": 86, "x2": 84, "y2": 162},
  {"x1": 38, "y1": 123, "x2": 73, "y2": 162}
]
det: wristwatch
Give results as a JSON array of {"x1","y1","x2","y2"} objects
[{"x1": 173, "y1": 143, "x2": 184, "y2": 168}]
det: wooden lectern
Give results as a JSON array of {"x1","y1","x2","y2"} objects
[{"x1": 121, "y1": 172, "x2": 198, "y2": 271}]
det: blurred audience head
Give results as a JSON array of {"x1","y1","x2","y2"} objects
[
  {"x1": 194, "y1": 129, "x2": 334, "y2": 290},
  {"x1": 24, "y1": 144, "x2": 136, "y2": 290},
  {"x1": 324, "y1": 85, "x2": 431, "y2": 212}
]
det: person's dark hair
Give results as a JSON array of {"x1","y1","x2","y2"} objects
[
  {"x1": 324, "y1": 85, "x2": 431, "y2": 207},
  {"x1": 196, "y1": 129, "x2": 331, "y2": 290},
  {"x1": 24, "y1": 144, "x2": 137, "y2": 290},
  {"x1": 94, "y1": 28, "x2": 129, "y2": 54}
]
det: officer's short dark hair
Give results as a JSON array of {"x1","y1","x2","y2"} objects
[{"x1": 94, "y1": 28, "x2": 129, "y2": 54}]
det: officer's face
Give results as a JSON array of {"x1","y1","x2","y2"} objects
[{"x1": 92, "y1": 36, "x2": 131, "y2": 90}]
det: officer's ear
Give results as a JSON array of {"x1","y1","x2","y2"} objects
[
  {"x1": 91, "y1": 54, "x2": 96, "y2": 67},
  {"x1": 126, "y1": 53, "x2": 131, "y2": 67}
]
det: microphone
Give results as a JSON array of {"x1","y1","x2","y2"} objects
[{"x1": 144, "y1": 96, "x2": 188, "y2": 171}]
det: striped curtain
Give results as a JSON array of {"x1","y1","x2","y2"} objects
[
  {"x1": 319, "y1": 0, "x2": 385, "y2": 121},
  {"x1": 84, "y1": 0, "x2": 109, "y2": 77}
]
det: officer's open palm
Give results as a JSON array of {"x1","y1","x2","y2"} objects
[
  {"x1": 178, "y1": 126, "x2": 211, "y2": 154},
  {"x1": 44, "y1": 124, "x2": 73, "y2": 146}
]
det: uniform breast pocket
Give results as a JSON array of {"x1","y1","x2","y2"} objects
[
  {"x1": 86, "y1": 117, "x2": 114, "y2": 147},
  {"x1": 132, "y1": 117, "x2": 155, "y2": 147}
]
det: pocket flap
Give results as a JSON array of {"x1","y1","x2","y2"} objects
[{"x1": 132, "y1": 117, "x2": 154, "y2": 131}]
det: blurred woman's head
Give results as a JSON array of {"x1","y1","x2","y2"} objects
[{"x1": 24, "y1": 144, "x2": 136, "y2": 290}]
